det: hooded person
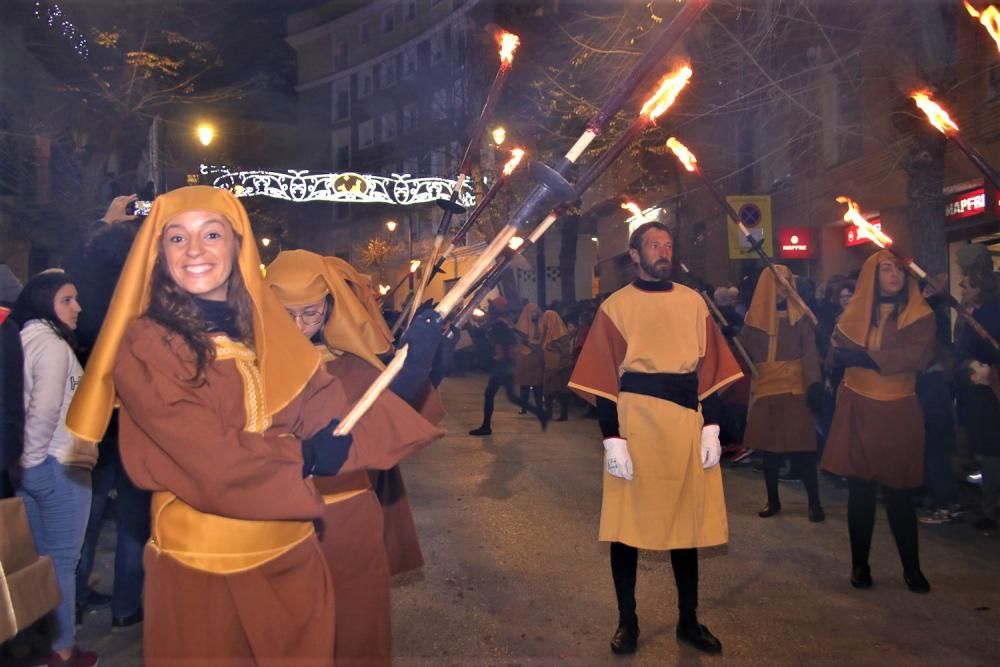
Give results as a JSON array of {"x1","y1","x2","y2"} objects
[
  {"x1": 326, "y1": 255, "x2": 395, "y2": 352},
  {"x1": 514, "y1": 302, "x2": 545, "y2": 413},
  {"x1": 821, "y1": 249, "x2": 935, "y2": 594},
  {"x1": 739, "y1": 265, "x2": 824, "y2": 521},
  {"x1": 266, "y1": 249, "x2": 447, "y2": 667},
  {"x1": 540, "y1": 309, "x2": 573, "y2": 421},
  {"x1": 64, "y1": 186, "x2": 443, "y2": 667}
]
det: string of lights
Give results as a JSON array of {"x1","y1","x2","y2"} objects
[{"x1": 32, "y1": 1, "x2": 89, "y2": 59}]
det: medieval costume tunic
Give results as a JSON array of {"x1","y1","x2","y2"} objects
[
  {"x1": 569, "y1": 280, "x2": 743, "y2": 551},
  {"x1": 514, "y1": 303, "x2": 544, "y2": 393},
  {"x1": 65, "y1": 186, "x2": 359, "y2": 666},
  {"x1": 541, "y1": 310, "x2": 573, "y2": 397},
  {"x1": 739, "y1": 266, "x2": 824, "y2": 518},
  {"x1": 267, "y1": 250, "x2": 445, "y2": 667},
  {"x1": 819, "y1": 249, "x2": 934, "y2": 591}
]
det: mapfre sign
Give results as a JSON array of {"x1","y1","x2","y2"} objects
[
  {"x1": 778, "y1": 227, "x2": 814, "y2": 259},
  {"x1": 945, "y1": 187, "x2": 987, "y2": 222}
]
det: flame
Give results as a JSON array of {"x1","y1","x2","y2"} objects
[
  {"x1": 912, "y1": 91, "x2": 959, "y2": 134},
  {"x1": 836, "y1": 196, "x2": 893, "y2": 249},
  {"x1": 378, "y1": 284, "x2": 391, "y2": 295},
  {"x1": 492, "y1": 127, "x2": 506, "y2": 145},
  {"x1": 666, "y1": 137, "x2": 698, "y2": 172},
  {"x1": 502, "y1": 148, "x2": 525, "y2": 176},
  {"x1": 508, "y1": 236, "x2": 525, "y2": 250},
  {"x1": 498, "y1": 31, "x2": 520, "y2": 65},
  {"x1": 621, "y1": 202, "x2": 645, "y2": 220},
  {"x1": 472, "y1": 308, "x2": 486, "y2": 318},
  {"x1": 965, "y1": 3, "x2": 1000, "y2": 54},
  {"x1": 409, "y1": 259, "x2": 422, "y2": 273},
  {"x1": 640, "y1": 64, "x2": 692, "y2": 121}
]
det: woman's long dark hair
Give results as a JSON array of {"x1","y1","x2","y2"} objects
[
  {"x1": 10, "y1": 270, "x2": 80, "y2": 352},
  {"x1": 145, "y1": 233, "x2": 255, "y2": 384}
]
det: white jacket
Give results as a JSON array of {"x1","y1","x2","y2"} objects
[{"x1": 20, "y1": 320, "x2": 84, "y2": 467}]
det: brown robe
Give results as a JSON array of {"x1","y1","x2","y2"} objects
[
  {"x1": 115, "y1": 319, "x2": 344, "y2": 667},
  {"x1": 821, "y1": 311, "x2": 935, "y2": 489},
  {"x1": 542, "y1": 336, "x2": 574, "y2": 396},
  {"x1": 739, "y1": 312, "x2": 821, "y2": 453},
  {"x1": 316, "y1": 353, "x2": 444, "y2": 667}
]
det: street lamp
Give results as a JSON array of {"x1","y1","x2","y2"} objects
[
  {"x1": 385, "y1": 220, "x2": 398, "y2": 232},
  {"x1": 261, "y1": 237, "x2": 271, "y2": 247},
  {"x1": 196, "y1": 123, "x2": 215, "y2": 147},
  {"x1": 492, "y1": 126, "x2": 506, "y2": 146}
]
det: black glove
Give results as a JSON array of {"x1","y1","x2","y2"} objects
[
  {"x1": 806, "y1": 382, "x2": 825, "y2": 413},
  {"x1": 390, "y1": 311, "x2": 445, "y2": 403},
  {"x1": 833, "y1": 348, "x2": 879, "y2": 371},
  {"x1": 301, "y1": 418, "x2": 353, "y2": 476},
  {"x1": 720, "y1": 324, "x2": 739, "y2": 339},
  {"x1": 430, "y1": 325, "x2": 459, "y2": 387}
]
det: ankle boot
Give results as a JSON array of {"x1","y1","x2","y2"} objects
[
  {"x1": 758, "y1": 502, "x2": 781, "y2": 518},
  {"x1": 610, "y1": 615, "x2": 639, "y2": 655}
]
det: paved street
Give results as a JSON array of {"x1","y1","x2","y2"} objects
[{"x1": 79, "y1": 373, "x2": 1000, "y2": 666}]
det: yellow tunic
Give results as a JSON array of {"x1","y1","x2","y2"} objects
[{"x1": 569, "y1": 283, "x2": 743, "y2": 551}]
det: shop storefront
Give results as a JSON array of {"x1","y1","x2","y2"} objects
[{"x1": 944, "y1": 180, "x2": 1000, "y2": 298}]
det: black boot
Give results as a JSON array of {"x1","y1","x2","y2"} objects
[
  {"x1": 610, "y1": 615, "x2": 639, "y2": 655},
  {"x1": 758, "y1": 502, "x2": 782, "y2": 518},
  {"x1": 808, "y1": 505, "x2": 826, "y2": 522},
  {"x1": 904, "y1": 569, "x2": 930, "y2": 594},
  {"x1": 850, "y1": 564, "x2": 873, "y2": 589},
  {"x1": 760, "y1": 454, "x2": 781, "y2": 517},
  {"x1": 676, "y1": 620, "x2": 722, "y2": 655},
  {"x1": 469, "y1": 425, "x2": 492, "y2": 436}
]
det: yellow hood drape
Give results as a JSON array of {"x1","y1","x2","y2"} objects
[
  {"x1": 744, "y1": 265, "x2": 804, "y2": 335},
  {"x1": 66, "y1": 186, "x2": 320, "y2": 444},
  {"x1": 836, "y1": 249, "x2": 932, "y2": 347},
  {"x1": 540, "y1": 310, "x2": 569, "y2": 348},
  {"x1": 325, "y1": 256, "x2": 394, "y2": 351},
  {"x1": 515, "y1": 303, "x2": 543, "y2": 342},
  {"x1": 266, "y1": 250, "x2": 388, "y2": 369}
]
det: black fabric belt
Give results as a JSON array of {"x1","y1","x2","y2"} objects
[{"x1": 619, "y1": 371, "x2": 699, "y2": 411}]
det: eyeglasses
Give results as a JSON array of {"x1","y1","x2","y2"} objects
[{"x1": 286, "y1": 309, "x2": 325, "y2": 325}]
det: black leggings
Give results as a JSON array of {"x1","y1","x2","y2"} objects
[
  {"x1": 762, "y1": 451, "x2": 821, "y2": 508},
  {"x1": 519, "y1": 385, "x2": 543, "y2": 413},
  {"x1": 847, "y1": 479, "x2": 920, "y2": 573},
  {"x1": 481, "y1": 370, "x2": 546, "y2": 427},
  {"x1": 610, "y1": 542, "x2": 698, "y2": 626}
]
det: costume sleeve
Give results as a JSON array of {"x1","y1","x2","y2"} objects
[
  {"x1": 325, "y1": 355, "x2": 445, "y2": 472},
  {"x1": 698, "y1": 313, "x2": 744, "y2": 400},
  {"x1": 568, "y1": 308, "x2": 627, "y2": 405},
  {"x1": 868, "y1": 315, "x2": 935, "y2": 376},
  {"x1": 595, "y1": 397, "x2": 620, "y2": 438},
  {"x1": 114, "y1": 329, "x2": 324, "y2": 521},
  {"x1": 798, "y1": 318, "x2": 822, "y2": 387}
]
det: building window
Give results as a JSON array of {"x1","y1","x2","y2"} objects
[
  {"x1": 332, "y1": 79, "x2": 350, "y2": 121},
  {"x1": 402, "y1": 48, "x2": 418, "y2": 78},
  {"x1": 404, "y1": 0, "x2": 417, "y2": 22},
  {"x1": 332, "y1": 128, "x2": 351, "y2": 170},
  {"x1": 360, "y1": 19, "x2": 372, "y2": 44},
  {"x1": 358, "y1": 68, "x2": 374, "y2": 99},
  {"x1": 380, "y1": 112, "x2": 397, "y2": 142},
  {"x1": 432, "y1": 88, "x2": 449, "y2": 120},
  {"x1": 359, "y1": 119, "x2": 374, "y2": 149},
  {"x1": 382, "y1": 9, "x2": 394, "y2": 33},
  {"x1": 453, "y1": 24, "x2": 467, "y2": 66},
  {"x1": 403, "y1": 156, "x2": 419, "y2": 176},
  {"x1": 403, "y1": 102, "x2": 420, "y2": 131},
  {"x1": 430, "y1": 32, "x2": 446, "y2": 65},
  {"x1": 452, "y1": 77, "x2": 468, "y2": 116},
  {"x1": 333, "y1": 41, "x2": 348, "y2": 70},
  {"x1": 430, "y1": 146, "x2": 447, "y2": 176},
  {"x1": 380, "y1": 58, "x2": 397, "y2": 89}
]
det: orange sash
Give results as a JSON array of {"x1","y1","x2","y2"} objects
[
  {"x1": 752, "y1": 360, "x2": 805, "y2": 400},
  {"x1": 843, "y1": 367, "x2": 916, "y2": 401}
]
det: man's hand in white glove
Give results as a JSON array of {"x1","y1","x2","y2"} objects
[
  {"x1": 701, "y1": 424, "x2": 721, "y2": 469},
  {"x1": 603, "y1": 437, "x2": 634, "y2": 481}
]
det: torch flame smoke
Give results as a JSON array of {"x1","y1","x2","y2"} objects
[
  {"x1": 409, "y1": 259, "x2": 422, "y2": 273},
  {"x1": 502, "y1": 148, "x2": 525, "y2": 176},
  {"x1": 965, "y1": 2, "x2": 1000, "y2": 54},
  {"x1": 836, "y1": 196, "x2": 893, "y2": 249},
  {"x1": 666, "y1": 137, "x2": 698, "y2": 172},
  {"x1": 499, "y1": 32, "x2": 520, "y2": 65},
  {"x1": 640, "y1": 64, "x2": 692, "y2": 121},
  {"x1": 912, "y1": 91, "x2": 960, "y2": 134},
  {"x1": 621, "y1": 202, "x2": 645, "y2": 220}
]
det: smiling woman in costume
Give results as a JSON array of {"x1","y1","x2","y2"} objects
[
  {"x1": 266, "y1": 249, "x2": 446, "y2": 667},
  {"x1": 64, "y1": 186, "x2": 394, "y2": 666},
  {"x1": 821, "y1": 250, "x2": 935, "y2": 594}
]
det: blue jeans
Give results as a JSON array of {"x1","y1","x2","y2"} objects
[
  {"x1": 75, "y1": 441, "x2": 150, "y2": 618},
  {"x1": 18, "y1": 456, "x2": 92, "y2": 652}
]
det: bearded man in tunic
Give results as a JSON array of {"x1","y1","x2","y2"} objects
[{"x1": 569, "y1": 222, "x2": 743, "y2": 656}]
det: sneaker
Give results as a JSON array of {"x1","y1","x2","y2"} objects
[
  {"x1": 47, "y1": 646, "x2": 99, "y2": 667},
  {"x1": 919, "y1": 509, "x2": 954, "y2": 525}
]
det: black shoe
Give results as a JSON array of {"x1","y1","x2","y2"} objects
[
  {"x1": 468, "y1": 425, "x2": 492, "y2": 436},
  {"x1": 850, "y1": 565, "x2": 873, "y2": 589},
  {"x1": 758, "y1": 502, "x2": 781, "y2": 518},
  {"x1": 112, "y1": 608, "x2": 143, "y2": 632},
  {"x1": 676, "y1": 622, "x2": 722, "y2": 655},
  {"x1": 904, "y1": 569, "x2": 930, "y2": 594},
  {"x1": 610, "y1": 617, "x2": 639, "y2": 655},
  {"x1": 808, "y1": 505, "x2": 826, "y2": 523},
  {"x1": 75, "y1": 605, "x2": 83, "y2": 627}
]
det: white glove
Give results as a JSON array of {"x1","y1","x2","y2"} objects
[
  {"x1": 701, "y1": 424, "x2": 721, "y2": 469},
  {"x1": 603, "y1": 437, "x2": 634, "y2": 481}
]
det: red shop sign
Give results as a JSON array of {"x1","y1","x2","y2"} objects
[
  {"x1": 845, "y1": 217, "x2": 882, "y2": 247},
  {"x1": 778, "y1": 227, "x2": 814, "y2": 259},
  {"x1": 945, "y1": 187, "x2": 987, "y2": 222}
]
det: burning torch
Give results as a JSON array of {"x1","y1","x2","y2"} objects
[
  {"x1": 964, "y1": 2, "x2": 1000, "y2": 55},
  {"x1": 406, "y1": 31, "x2": 521, "y2": 329},
  {"x1": 665, "y1": 136, "x2": 818, "y2": 325},
  {"x1": 378, "y1": 259, "x2": 422, "y2": 306},
  {"x1": 331, "y1": 0, "x2": 711, "y2": 435},
  {"x1": 837, "y1": 196, "x2": 1000, "y2": 352},
  {"x1": 911, "y1": 91, "x2": 1000, "y2": 189}
]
